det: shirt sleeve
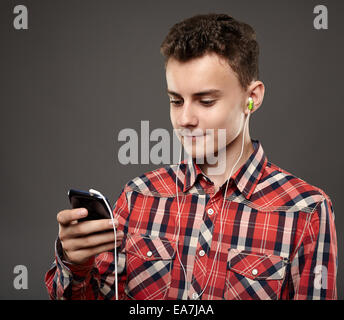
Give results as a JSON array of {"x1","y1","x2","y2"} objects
[
  {"x1": 285, "y1": 195, "x2": 337, "y2": 299},
  {"x1": 44, "y1": 188, "x2": 130, "y2": 300}
]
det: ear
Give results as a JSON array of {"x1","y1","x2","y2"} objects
[{"x1": 245, "y1": 80, "x2": 265, "y2": 115}]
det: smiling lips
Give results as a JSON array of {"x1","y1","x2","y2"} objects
[{"x1": 182, "y1": 134, "x2": 207, "y2": 141}]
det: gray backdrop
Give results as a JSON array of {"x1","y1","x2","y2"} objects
[{"x1": 0, "y1": 0, "x2": 343, "y2": 299}]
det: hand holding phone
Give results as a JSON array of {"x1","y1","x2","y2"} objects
[{"x1": 56, "y1": 189, "x2": 123, "y2": 266}]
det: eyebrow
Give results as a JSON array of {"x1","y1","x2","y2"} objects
[{"x1": 167, "y1": 89, "x2": 222, "y2": 98}]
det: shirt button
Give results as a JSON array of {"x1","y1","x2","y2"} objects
[
  {"x1": 251, "y1": 268, "x2": 258, "y2": 276},
  {"x1": 199, "y1": 250, "x2": 205, "y2": 257},
  {"x1": 207, "y1": 208, "x2": 214, "y2": 216},
  {"x1": 192, "y1": 293, "x2": 198, "y2": 300},
  {"x1": 146, "y1": 251, "x2": 153, "y2": 257}
]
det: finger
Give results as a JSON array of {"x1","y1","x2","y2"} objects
[
  {"x1": 57, "y1": 208, "x2": 88, "y2": 225},
  {"x1": 87, "y1": 240, "x2": 118, "y2": 256},
  {"x1": 71, "y1": 241, "x2": 117, "y2": 264},
  {"x1": 63, "y1": 218, "x2": 118, "y2": 238},
  {"x1": 65, "y1": 230, "x2": 124, "y2": 251}
]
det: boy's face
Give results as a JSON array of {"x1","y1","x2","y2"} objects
[{"x1": 166, "y1": 52, "x2": 249, "y2": 160}]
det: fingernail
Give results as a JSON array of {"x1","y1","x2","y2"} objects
[
  {"x1": 109, "y1": 219, "x2": 118, "y2": 226},
  {"x1": 109, "y1": 219, "x2": 118, "y2": 225},
  {"x1": 79, "y1": 208, "x2": 87, "y2": 215}
]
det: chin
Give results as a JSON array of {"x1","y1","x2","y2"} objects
[{"x1": 183, "y1": 144, "x2": 220, "y2": 163}]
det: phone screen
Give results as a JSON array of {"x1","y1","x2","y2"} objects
[{"x1": 68, "y1": 189, "x2": 111, "y2": 222}]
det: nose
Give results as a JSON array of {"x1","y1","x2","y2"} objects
[{"x1": 176, "y1": 102, "x2": 198, "y2": 128}]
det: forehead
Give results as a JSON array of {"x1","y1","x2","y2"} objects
[{"x1": 165, "y1": 52, "x2": 241, "y2": 94}]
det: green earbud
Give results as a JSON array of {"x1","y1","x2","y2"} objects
[{"x1": 248, "y1": 97, "x2": 254, "y2": 111}]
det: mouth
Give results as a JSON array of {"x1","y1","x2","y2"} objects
[{"x1": 182, "y1": 134, "x2": 207, "y2": 141}]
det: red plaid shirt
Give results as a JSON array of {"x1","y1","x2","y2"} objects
[{"x1": 45, "y1": 139, "x2": 337, "y2": 300}]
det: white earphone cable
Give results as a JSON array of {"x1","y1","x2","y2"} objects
[
  {"x1": 197, "y1": 110, "x2": 250, "y2": 298},
  {"x1": 89, "y1": 189, "x2": 119, "y2": 300},
  {"x1": 175, "y1": 107, "x2": 251, "y2": 300},
  {"x1": 175, "y1": 145, "x2": 189, "y2": 299}
]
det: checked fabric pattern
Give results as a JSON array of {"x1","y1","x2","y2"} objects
[{"x1": 45, "y1": 139, "x2": 337, "y2": 300}]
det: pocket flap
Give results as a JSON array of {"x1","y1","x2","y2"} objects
[
  {"x1": 228, "y1": 248, "x2": 289, "y2": 280},
  {"x1": 126, "y1": 233, "x2": 176, "y2": 261}
]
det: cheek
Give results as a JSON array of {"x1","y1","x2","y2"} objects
[
  {"x1": 209, "y1": 110, "x2": 243, "y2": 146},
  {"x1": 201, "y1": 108, "x2": 233, "y2": 135},
  {"x1": 200, "y1": 108, "x2": 226, "y2": 130}
]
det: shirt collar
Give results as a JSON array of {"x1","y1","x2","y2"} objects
[{"x1": 182, "y1": 139, "x2": 268, "y2": 200}]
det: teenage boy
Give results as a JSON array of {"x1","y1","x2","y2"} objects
[{"x1": 45, "y1": 13, "x2": 337, "y2": 300}]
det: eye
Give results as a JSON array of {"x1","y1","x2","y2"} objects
[
  {"x1": 170, "y1": 100, "x2": 183, "y2": 106},
  {"x1": 200, "y1": 100, "x2": 216, "y2": 106}
]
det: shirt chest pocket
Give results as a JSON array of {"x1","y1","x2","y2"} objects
[
  {"x1": 125, "y1": 233, "x2": 176, "y2": 300},
  {"x1": 224, "y1": 248, "x2": 289, "y2": 300}
]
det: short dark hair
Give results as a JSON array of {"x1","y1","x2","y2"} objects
[{"x1": 160, "y1": 13, "x2": 259, "y2": 90}]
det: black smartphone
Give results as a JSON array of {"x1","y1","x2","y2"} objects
[{"x1": 68, "y1": 189, "x2": 112, "y2": 222}]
